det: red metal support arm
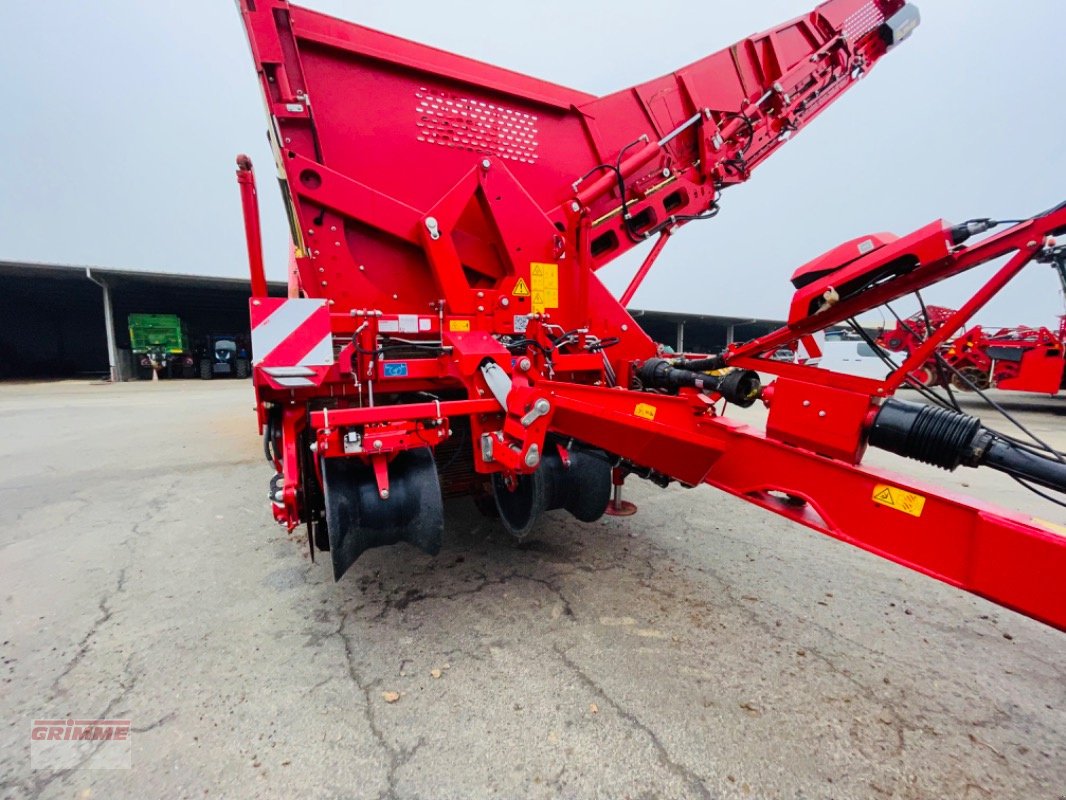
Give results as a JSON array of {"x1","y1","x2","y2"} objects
[
  {"x1": 882, "y1": 248, "x2": 1041, "y2": 392},
  {"x1": 545, "y1": 381, "x2": 1066, "y2": 631},
  {"x1": 619, "y1": 232, "x2": 671, "y2": 308},
  {"x1": 236, "y1": 155, "x2": 268, "y2": 298},
  {"x1": 728, "y1": 207, "x2": 1066, "y2": 365}
]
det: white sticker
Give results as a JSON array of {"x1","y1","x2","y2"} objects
[
  {"x1": 398, "y1": 314, "x2": 419, "y2": 333},
  {"x1": 419, "y1": 317, "x2": 432, "y2": 331},
  {"x1": 513, "y1": 315, "x2": 529, "y2": 333}
]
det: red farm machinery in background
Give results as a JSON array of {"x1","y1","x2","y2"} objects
[
  {"x1": 233, "y1": 0, "x2": 1066, "y2": 633},
  {"x1": 876, "y1": 250, "x2": 1066, "y2": 395},
  {"x1": 945, "y1": 320, "x2": 1066, "y2": 393}
]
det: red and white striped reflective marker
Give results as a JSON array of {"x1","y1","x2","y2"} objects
[{"x1": 250, "y1": 298, "x2": 334, "y2": 387}]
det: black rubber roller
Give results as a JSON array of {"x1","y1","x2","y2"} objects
[
  {"x1": 493, "y1": 445, "x2": 612, "y2": 539},
  {"x1": 323, "y1": 447, "x2": 444, "y2": 580}
]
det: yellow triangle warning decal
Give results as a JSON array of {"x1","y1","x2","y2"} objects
[
  {"x1": 512, "y1": 278, "x2": 531, "y2": 297},
  {"x1": 872, "y1": 483, "x2": 926, "y2": 517}
]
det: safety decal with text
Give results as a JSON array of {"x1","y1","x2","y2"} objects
[
  {"x1": 872, "y1": 483, "x2": 926, "y2": 517},
  {"x1": 530, "y1": 262, "x2": 558, "y2": 314},
  {"x1": 634, "y1": 403, "x2": 657, "y2": 421},
  {"x1": 448, "y1": 319, "x2": 472, "y2": 332}
]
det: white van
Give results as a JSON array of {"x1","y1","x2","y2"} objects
[{"x1": 806, "y1": 335, "x2": 891, "y2": 380}]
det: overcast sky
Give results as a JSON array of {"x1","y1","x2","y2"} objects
[{"x1": 3, "y1": 1, "x2": 1065, "y2": 327}]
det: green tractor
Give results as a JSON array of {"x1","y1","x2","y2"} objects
[{"x1": 128, "y1": 314, "x2": 194, "y2": 380}]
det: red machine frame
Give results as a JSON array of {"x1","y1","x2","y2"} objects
[
  {"x1": 879, "y1": 309, "x2": 1066, "y2": 394},
  {"x1": 233, "y1": 0, "x2": 1066, "y2": 632}
]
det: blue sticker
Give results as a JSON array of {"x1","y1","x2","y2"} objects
[{"x1": 383, "y1": 362, "x2": 409, "y2": 378}]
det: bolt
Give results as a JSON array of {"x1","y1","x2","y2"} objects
[
  {"x1": 477, "y1": 291, "x2": 485, "y2": 298},
  {"x1": 379, "y1": 489, "x2": 390, "y2": 500},
  {"x1": 517, "y1": 357, "x2": 531, "y2": 371},
  {"x1": 309, "y1": 442, "x2": 318, "y2": 452},
  {"x1": 477, "y1": 305, "x2": 485, "y2": 312},
  {"x1": 373, "y1": 440, "x2": 383, "y2": 450},
  {"x1": 621, "y1": 324, "x2": 629, "y2": 332},
  {"x1": 481, "y1": 159, "x2": 491, "y2": 169},
  {"x1": 393, "y1": 294, "x2": 399, "y2": 300},
  {"x1": 273, "y1": 491, "x2": 284, "y2": 502},
  {"x1": 802, "y1": 400, "x2": 811, "y2": 407},
  {"x1": 500, "y1": 297, "x2": 510, "y2": 308},
  {"x1": 818, "y1": 411, "x2": 827, "y2": 418},
  {"x1": 308, "y1": 229, "x2": 315, "y2": 235},
  {"x1": 570, "y1": 201, "x2": 581, "y2": 213},
  {"x1": 330, "y1": 225, "x2": 337, "y2": 231},
  {"x1": 534, "y1": 398, "x2": 550, "y2": 415},
  {"x1": 662, "y1": 168, "x2": 671, "y2": 178},
  {"x1": 359, "y1": 264, "x2": 366, "y2": 271},
  {"x1": 524, "y1": 444, "x2": 541, "y2": 468},
  {"x1": 425, "y1": 216, "x2": 441, "y2": 240}
]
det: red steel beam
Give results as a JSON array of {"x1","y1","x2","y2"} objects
[{"x1": 546, "y1": 381, "x2": 1066, "y2": 631}]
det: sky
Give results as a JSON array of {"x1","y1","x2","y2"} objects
[{"x1": 2, "y1": 1, "x2": 1065, "y2": 328}]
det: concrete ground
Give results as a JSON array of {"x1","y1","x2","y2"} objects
[{"x1": 0, "y1": 380, "x2": 1063, "y2": 800}]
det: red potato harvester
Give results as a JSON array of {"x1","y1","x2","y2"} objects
[{"x1": 233, "y1": 1, "x2": 1066, "y2": 632}]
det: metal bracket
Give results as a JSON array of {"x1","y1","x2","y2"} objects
[
  {"x1": 480, "y1": 361, "x2": 512, "y2": 408},
  {"x1": 480, "y1": 431, "x2": 504, "y2": 462},
  {"x1": 520, "y1": 398, "x2": 551, "y2": 427}
]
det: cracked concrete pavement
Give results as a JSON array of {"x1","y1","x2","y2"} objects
[{"x1": 0, "y1": 380, "x2": 1063, "y2": 799}]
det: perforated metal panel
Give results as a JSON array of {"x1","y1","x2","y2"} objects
[
  {"x1": 843, "y1": 2, "x2": 885, "y2": 41},
  {"x1": 415, "y1": 88, "x2": 540, "y2": 164}
]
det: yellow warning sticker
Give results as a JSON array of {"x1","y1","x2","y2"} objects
[
  {"x1": 872, "y1": 483, "x2": 926, "y2": 517},
  {"x1": 512, "y1": 277, "x2": 530, "y2": 297},
  {"x1": 448, "y1": 319, "x2": 471, "y2": 332},
  {"x1": 530, "y1": 262, "x2": 558, "y2": 314},
  {"x1": 634, "y1": 403, "x2": 657, "y2": 421}
]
